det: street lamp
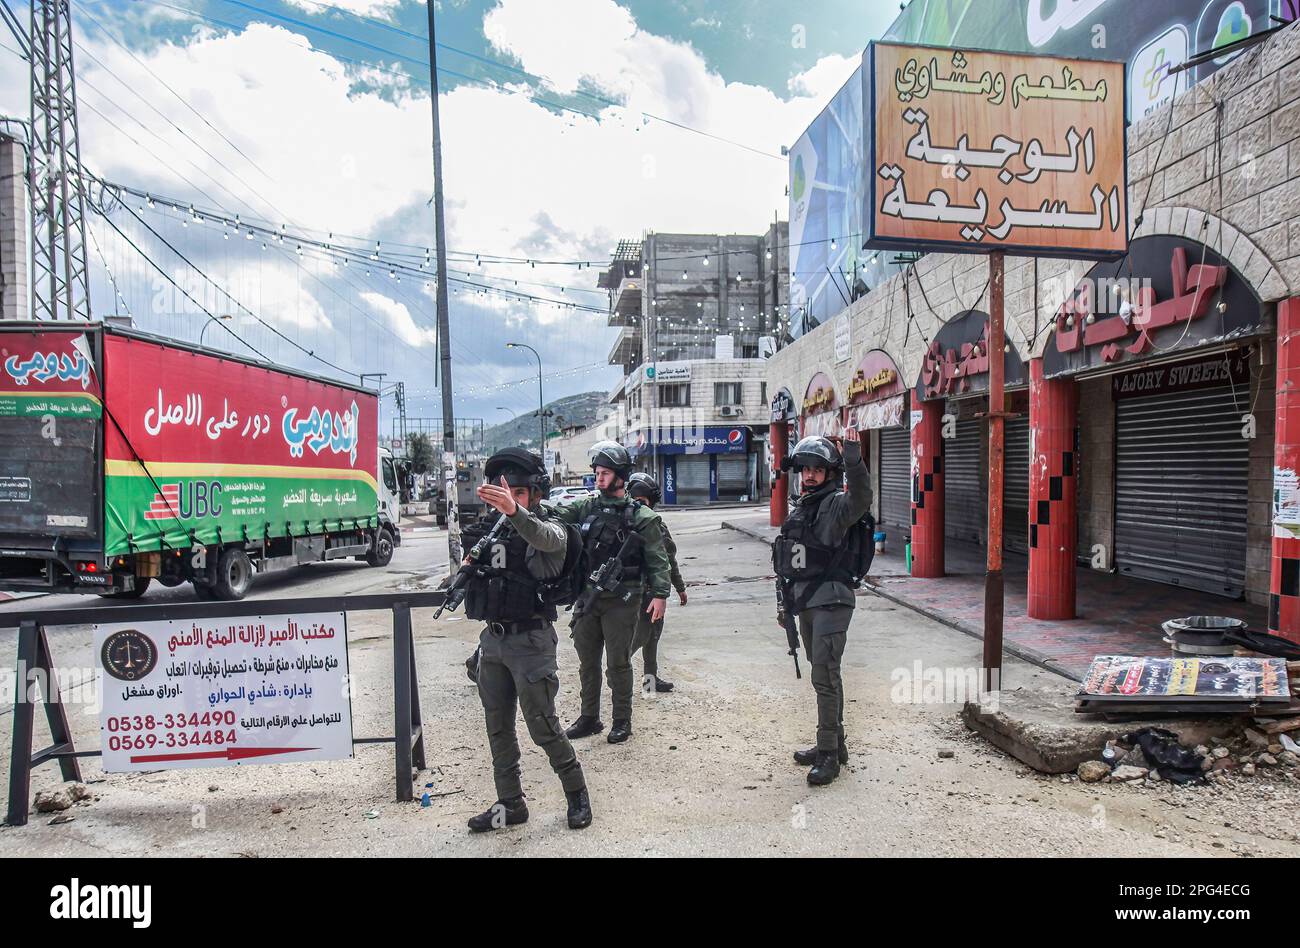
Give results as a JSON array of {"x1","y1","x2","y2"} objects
[
  {"x1": 505, "y1": 342, "x2": 549, "y2": 454},
  {"x1": 199, "y1": 313, "x2": 232, "y2": 347}
]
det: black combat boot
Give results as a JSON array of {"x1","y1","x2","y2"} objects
[
  {"x1": 807, "y1": 750, "x2": 841, "y2": 786},
  {"x1": 652, "y1": 675, "x2": 674, "y2": 693},
  {"x1": 564, "y1": 715, "x2": 605, "y2": 739},
  {"x1": 565, "y1": 787, "x2": 592, "y2": 829},
  {"x1": 467, "y1": 795, "x2": 528, "y2": 832},
  {"x1": 607, "y1": 719, "x2": 632, "y2": 743},
  {"x1": 794, "y1": 738, "x2": 849, "y2": 767}
]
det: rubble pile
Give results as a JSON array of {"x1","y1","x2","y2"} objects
[{"x1": 1074, "y1": 724, "x2": 1300, "y2": 787}]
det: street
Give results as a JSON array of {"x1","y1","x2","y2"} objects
[{"x1": 3, "y1": 507, "x2": 1298, "y2": 858}]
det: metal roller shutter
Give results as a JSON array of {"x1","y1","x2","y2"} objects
[
  {"x1": 1004, "y1": 416, "x2": 1029, "y2": 554},
  {"x1": 676, "y1": 455, "x2": 711, "y2": 504},
  {"x1": 1114, "y1": 384, "x2": 1248, "y2": 598},
  {"x1": 717, "y1": 454, "x2": 748, "y2": 500},
  {"x1": 879, "y1": 426, "x2": 912, "y2": 531},
  {"x1": 945, "y1": 419, "x2": 983, "y2": 544}
]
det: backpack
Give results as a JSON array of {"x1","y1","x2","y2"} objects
[
  {"x1": 536, "y1": 518, "x2": 585, "y2": 608},
  {"x1": 840, "y1": 511, "x2": 876, "y2": 586}
]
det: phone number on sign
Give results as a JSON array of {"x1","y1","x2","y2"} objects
[
  {"x1": 106, "y1": 711, "x2": 237, "y2": 733},
  {"x1": 107, "y1": 730, "x2": 237, "y2": 751}
]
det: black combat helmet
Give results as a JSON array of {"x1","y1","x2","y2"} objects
[
  {"x1": 485, "y1": 446, "x2": 550, "y2": 494},
  {"x1": 784, "y1": 436, "x2": 843, "y2": 473},
  {"x1": 588, "y1": 440, "x2": 633, "y2": 480},
  {"x1": 627, "y1": 472, "x2": 661, "y2": 506}
]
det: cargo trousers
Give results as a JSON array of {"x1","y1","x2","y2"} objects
[
  {"x1": 631, "y1": 604, "x2": 665, "y2": 678},
  {"x1": 571, "y1": 593, "x2": 641, "y2": 722},
  {"x1": 476, "y1": 621, "x2": 586, "y2": 800},
  {"x1": 798, "y1": 604, "x2": 853, "y2": 753}
]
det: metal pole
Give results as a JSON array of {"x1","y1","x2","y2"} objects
[
  {"x1": 983, "y1": 251, "x2": 1005, "y2": 693},
  {"x1": 426, "y1": 0, "x2": 459, "y2": 562}
]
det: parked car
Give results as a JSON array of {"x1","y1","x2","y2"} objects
[{"x1": 548, "y1": 486, "x2": 591, "y2": 504}]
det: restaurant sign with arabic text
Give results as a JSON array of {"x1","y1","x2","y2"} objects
[
  {"x1": 915, "y1": 308, "x2": 1027, "y2": 402},
  {"x1": 866, "y1": 41, "x2": 1127, "y2": 259},
  {"x1": 1043, "y1": 235, "x2": 1264, "y2": 378}
]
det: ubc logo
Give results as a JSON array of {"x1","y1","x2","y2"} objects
[{"x1": 143, "y1": 481, "x2": 223, "y2": 521}]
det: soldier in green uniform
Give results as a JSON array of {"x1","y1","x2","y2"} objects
[
  {"x1": 627, "y1": 472, "x2": 687, "y2": 693},
  {"x1": 464, "y1": 448, "x2": 592, "y2": 832},
  {"x1": 553, "y1": 441, "x2": 671, "y2": 744}
]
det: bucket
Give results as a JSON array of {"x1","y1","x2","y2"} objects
[
  {"x1": 874, "y1": 530, "x2": 886, "y2": 554},
  {"x1": 905, "y1": 542, "x2": 912, "y2": 573}
]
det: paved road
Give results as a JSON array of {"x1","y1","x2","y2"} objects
[{"x1": 3, "y1": 506, "x2": 1298, "y2": 857}]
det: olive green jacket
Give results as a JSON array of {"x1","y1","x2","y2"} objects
[{"x1": 551, "y1": 492, "x2": 672, "y2": 599}]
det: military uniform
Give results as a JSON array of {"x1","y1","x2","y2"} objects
[
  {"x1": 631, "y1": 519, "x2": 685, "y2": 684},
  {"x1": 553, "y1": 493, "x2": 671, "y2": 734},
  {"x1": 774, "y1": 438, "x2": 872, "y2": 784},
  {"x1": 462, "y1": 447, "x2": 591, "y2": 832}
]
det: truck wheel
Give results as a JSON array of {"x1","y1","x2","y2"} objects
[
  {"x1": 213, "y1": 548, "x2": 254, "y2": 600},
  {"x1": 98, "y1": 577, "x2": 152, "y2": 599},
  {"x1": 366, "y1": 528, "x2": 395, "y2": 568}
]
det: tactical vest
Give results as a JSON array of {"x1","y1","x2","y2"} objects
[
  {"x1": 773, "y1": 487, "x2": 874, "y2": 592},
  {"x1": 462, "y1": 526, "x2": 556, "y2": 623},
  {"x1": 579, "y1": 502, "x2": 642, "y2": 581}
]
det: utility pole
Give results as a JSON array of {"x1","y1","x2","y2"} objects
[
  {"x1": 30, "y1": 0, "x2": 91, "y2": 322},
  {"x1": 983, "y1": 251, "x2": 1006, "y2": 693},
  {"x1": 0, "y1": 131, "x2": 29, "y2": 321},
  {"x1": 427, "y1": 0, "x2": 460, "y2": 562}
]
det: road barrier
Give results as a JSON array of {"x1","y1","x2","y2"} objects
[{"x1": 3, "y1": 592, "x2": 444, "y2": 827}]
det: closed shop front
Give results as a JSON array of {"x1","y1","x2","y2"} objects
[
  {"x1": 1113, "y1": 359, "x2": 1250, "y2": 598},
  {"x1": 716, "y1": 454, "x2": 748, "y2": 500},
  {"x1": 944, "y1": 418, "x2": 983, "y2": 544},
  {"x1": 1004, "y1": 415, "x2": 1030, "y2": 554},
  {"x1": 879, "y1": 426, "x2": 912, "y2": 531},
  {"x1": 675, "y1": 454, "x2": 711, "y2": 504}
]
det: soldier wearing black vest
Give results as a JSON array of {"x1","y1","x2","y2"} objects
[
  {"x1": 464, "y1": 448, "x2": 592, "y2": 832},
  {"x1": 553, "y1": 441, "x2": 671, "y2": 745},
  {"x1": 773, "y1": 435, "x2": 872, "y2": 786}
]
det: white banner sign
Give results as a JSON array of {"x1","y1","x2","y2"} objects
[
  {"x1": 834, "y1": 314, "x2": 851, "y2": 364},
  {"x1": 801, "y1": 410, "x2": 843, "y2": 438},
  {"x1": 95, "y1": 613, "x2": 353, "y2": 772},
  {"x1": 845, "y1": 393, "x2": 905, "y2": 431},
  {"x1": 647, "y1": 362, "x2": 691, "y2": 382}
]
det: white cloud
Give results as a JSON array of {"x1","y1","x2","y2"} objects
[
  {"x1": 361, "y1": 290, "x2": 437, "y2": 346},
  {"x1": 281, "y1": 0, "x2": 404, "y2": 19},
  {"x1": 9, "y1": 1, "x2": 860, "y2": 411}
]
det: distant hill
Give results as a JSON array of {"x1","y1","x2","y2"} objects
[{"x1": 483, "y1": 391, "x2": 609, "y2": 454}]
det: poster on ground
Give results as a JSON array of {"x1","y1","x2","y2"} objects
[{"x1": 94, "y1": 612, "x2": 353, "y2": 772}]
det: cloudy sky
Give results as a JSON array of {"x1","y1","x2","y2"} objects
[{"x1": 0, "y1": 0, "x2": 899, "y2": 436}]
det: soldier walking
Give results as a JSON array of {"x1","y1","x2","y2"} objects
[{"x1": 627, "y1": 472, "x2": 687, "y2": 693}]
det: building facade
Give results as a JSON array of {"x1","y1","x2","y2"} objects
[
  {"x1": 600, "y1": 226, "x2": 789, "y2": 504},
  {"x1": 767, "y1": 20, "x2": 1300, "y2": 641}
]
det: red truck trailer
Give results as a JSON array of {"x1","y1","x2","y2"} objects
[{"x1": 0, "y1": 322, "x2": 402, "y2": 600}]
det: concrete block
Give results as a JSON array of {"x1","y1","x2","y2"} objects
[{"x1": 961, "y1": 683, "x2": 1240, "y2": 775}]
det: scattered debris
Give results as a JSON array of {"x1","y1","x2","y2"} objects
[
  {"x1": 937, "y1": 749, "x2": 955, "y2": 759},
  {"x1": 1077, "y1": 760, "x2": 1110, "y2": 782},
  {"x1": 33, "y1": 788, "x2": 72, "y2": 813},
  {"x1": 363, "y1": 809, "x2": 380, "y2": 819},
  {"x1": 1110, "y1": 765, "x2": 1148, "y2": 782},
  {"x1": 48, "y1": 814, "x2": 75, "y2": 826}
]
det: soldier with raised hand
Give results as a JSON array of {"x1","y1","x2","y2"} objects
[
  {"x1": 463, "y1": 447, "x2": 592, "y2": 833},
  {"x1": 773, "y1": 434, "x2": 872, "y2": 787},
  {"x1": 627, "y1": 472, "x2": 687, "y2": 694},
  {"x1": 552, "y1": 441, "x2": 671, "y2": 745}
]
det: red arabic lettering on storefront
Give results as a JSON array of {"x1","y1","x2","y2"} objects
[
  {"x1": 1053, "y1": 246, "x2": 1228, "y2": 363},
  {"x1": 919, "y1": 324, "x2": 991, "y2": 398}
]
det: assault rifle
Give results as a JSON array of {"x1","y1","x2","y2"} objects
[
  {"x1": 433, "y1": 512, "x2": 511, "y2": 620},
  {"x1": 775, "y1": 578, "x2": 802, "y2": 679},
  {"x1": 568, "y1": 530, "x2": 644, "y2": 628}
]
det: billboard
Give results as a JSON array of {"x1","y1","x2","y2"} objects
[
  {"x1": 883, "y1": 0, "x2": 1288, "y2": 122},
  {"x1": 867, "y1": 42, "x2": 1127, "y2": 258},
  {"x1": 787, "y1": 66, "x2": 895, "y2": 339},
  {"x1": 103, "y1": 333, "x2": 380, "y2": 558}
]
